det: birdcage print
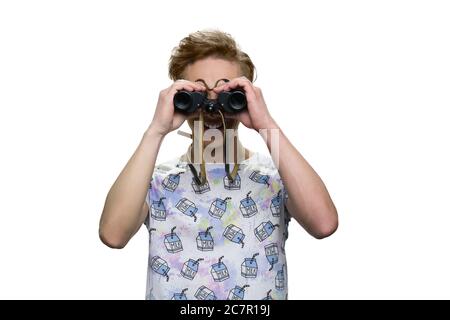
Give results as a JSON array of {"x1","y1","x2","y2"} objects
[
  {"x1": 196, "y1": 226, "x2": 214, "y2": 251},
  {"x1": 249, "y1": 170, "x2": 270, "y2": 186},
  {"x1": 262, "y1": 289, "x2": 273, "y2": 300},
  {"x1": 264, "y1": 243, "x2": 279, "y2": 271},
  {"x1": 150, "y1": 256, "x2": 170, "y2": 281},
  {"x1": 241, "y1": 253, "x2": 259, "y2": 278},
  {"x1": 210, "y1": 256, "x2": 230, "y2": 282},
  {"x1": 171, "y1": 288, "x2": 188, "y2": 300},
  {"x1": 191, "y1": 178, "x2": 210, "y2": 194},
  {"x1": 195, "y1": 285, "x2": 217, "y2": 300},
  {"x1": 209, "y1": 197, "x2": 231, "y2": 219},
  {"x1": 162, "y1": 173, "x2": 182, "y2": 192},
  {"x1": 150, "y1": 197, "x2": 166, "y2": 221},
  {"x1": 223, "y1": 173, "x2": 241, "y2": 190},
  {"x1": 254, "y1": 221, "x2": 279, "y2": 242},
  {"x1": 275, "y1": 264, "x2": 285, "y2": 291},
  {"x1": 181, "y1": 258, "x2": 203, "y2": 280},
  {"x1": 270, "y1": 190, "x2": 282, "y2": 217},
  {"x1": 175, "y1": 198, "x2": 198, "y2": 221},
  {"x1": 164, "y1": 227, "x2": 183, "y2": 253},
  {"x1": 239, "y1": 191, "x2": 258, "y2": 218},
  {"x1": 223, "y1": 224, "x2": 245, "y2": 248},
  {"x1": 227, "y1": 285, "x2": 250, "y2": 300}
]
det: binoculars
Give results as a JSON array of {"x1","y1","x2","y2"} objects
[{"x1": 173, "y1": 89, "x2": 247, "y2": 113}]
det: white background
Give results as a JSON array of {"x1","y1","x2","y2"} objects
[{"x1": 1, "y1": 0, "x2": 449, "y2": 299}]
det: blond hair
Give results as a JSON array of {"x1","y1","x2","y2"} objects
[{"x1": 168, "y1": 30, "x2": 256, "y2": 81}]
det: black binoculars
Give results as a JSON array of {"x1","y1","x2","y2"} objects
[{"x1": 173, "y1": 89, "x2": 247, "y2": 113}]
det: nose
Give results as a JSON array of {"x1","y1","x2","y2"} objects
[{"x1": 206, "y1": 89, "x2": 218, "y2": 100}]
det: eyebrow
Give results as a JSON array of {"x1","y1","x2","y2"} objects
[{"x1": 195, "y1": 78, "x2": 230, "y2": 90}]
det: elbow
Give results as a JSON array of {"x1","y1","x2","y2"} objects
[
  {"x1": 311, "y1": 209, "x2": 339, "y2": 240},
  {"x1": 312, "y1": 220, "x2": 338, "y2": 239},
  {"x1": 99, "y1": 227, "x2": 129, "y2": 249}
]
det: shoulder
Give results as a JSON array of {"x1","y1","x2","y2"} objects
[
  {"x1": 153, "y1": 155, "x2": 187, "y2": 178},
  {"x1": 244, "y1": 152, "x2": 280, "y2": 175}
]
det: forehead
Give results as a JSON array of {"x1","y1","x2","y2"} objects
[{"x1": 183, "y1": 57, "x2": 241, "y2": 82}]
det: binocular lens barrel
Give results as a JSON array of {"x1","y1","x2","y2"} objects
[
  {"x1": 228, "y1": 91, "x2": 247, "y2": 111},
  {"x1": 173, "y1": 89, "x2": 247, "y2": 114},
  {"x1": 173, "y1": 91, "x2": 193, "y2": 111}
]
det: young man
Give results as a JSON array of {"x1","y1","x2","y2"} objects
[{"x1": 99, "y1": 30, "x2": 338, "y2": 300}]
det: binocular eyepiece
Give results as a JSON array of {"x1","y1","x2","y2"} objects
[{"x1": 173, "y1": 89, "x2": 247, "y2": 114}]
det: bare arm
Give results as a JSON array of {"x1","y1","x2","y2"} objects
[
  {"x1": 214, "y1": 77, "x2": 338, "y2": 239},
  {"x1": 263, "y1": 128, "x2": 338, "y2": 239},
  {"x1": 99, "y1": 129, "x2": 163, "y2": 249},
  {"x1": 99, "y1": 80, "x2": 205, "y2": 249}
]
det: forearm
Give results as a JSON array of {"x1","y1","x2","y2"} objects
[
  {"x1": 262, "y1": 126, "x2": 338, "y2": 239},
  {"x1": 99, "y1": 127, "x2": 164, "y2": 248}
]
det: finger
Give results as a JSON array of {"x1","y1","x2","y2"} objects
[
  {"x1": 213, "y1": 77, "x2": 257, "y2": 102},
  {"x1": 173, "y1": 83, "x2": 203, "y2": 92},
  {"x1": 172, "y1": 80, "x2": 206, "y2": 92},
  {"x1": 218, "y1": 77, "x2": 252, "y2": 90},
  {"x1": 213, "y1": 76, "x2": 251, "y2": 90},
  {"x1": 213, "y1": 83, "x2": 227, "y2": 93},
  {"x1": 213, "y1": 79, "x2": 237, "y2": 92}
]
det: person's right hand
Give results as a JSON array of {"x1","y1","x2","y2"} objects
[{"x1": 148, "y1": 80, "x2": 205, "y2": 137}]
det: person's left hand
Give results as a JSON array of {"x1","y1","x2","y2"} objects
[{"x1": 213, "y1": 76, "x2": 279, "y2": 131}]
